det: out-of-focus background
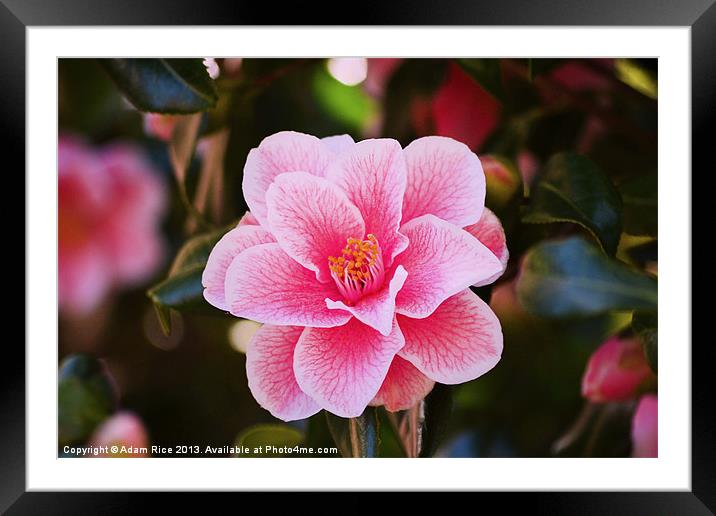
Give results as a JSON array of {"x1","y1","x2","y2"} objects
[{"x1": 58, "y1": 58, "x2": 658, "y2": 458}]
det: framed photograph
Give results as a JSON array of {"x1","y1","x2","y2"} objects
[{"x1": 8, "y1": 0, "x2": 709, "y2": 512}]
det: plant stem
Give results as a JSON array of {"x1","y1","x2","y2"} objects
[{"x1": 348, "y1": 417, "x2": 361, "y2": 458}]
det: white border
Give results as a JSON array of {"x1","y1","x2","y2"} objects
[{"x1": 27, "y1": 27, "x2": 691, "y2": 490}]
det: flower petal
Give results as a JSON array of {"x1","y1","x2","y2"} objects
[
  {"x1": 246, "y1": 325, "x2": 321, "y2": 421},
  {"x1": 242, "y1": 131, "x2": 334, "y2": 225},
  {"x1": 326, "y1": 265, "x2": 408, "y2": 336},
  {"x1": 202, "y1": 225, "x2": 276, "y2": 310},
  {"x1": 322, "y1": 134, "x2": 355, "y2": 155},
  {"x1": 463, "y1": 207, "x2": 509, "y2": 287},
  {"x1": 225, "y1": 243, "x2": 351, "y2": 327},
  {"x1": 294, "y1": 318, "x2": 405, "y2": 417},
  {"x1": 395, "y1": 215, "x2": 503, "y2": 318},
  {"x1": 327, "y1": 139, "x2": 409, "y2": 266},
  {"x1": 370, "y1": 355, "x2": 434, "y2": 412},
  {"x1": 402, "y1": 136, "x2": 486, "y2": 227},
  {"x1": 398, "y1": 289, "x2": 503, "y2": 384},
  {"x1": 237, "y1": 211, "x2": 259, "y2": 227},
  {"x1": 266, "y1": 172, "x2": 365, "y2": 283}
]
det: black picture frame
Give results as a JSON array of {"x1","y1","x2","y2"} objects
[{"x1": 6, "y1": 1, "x2": 708, "y2": 513}]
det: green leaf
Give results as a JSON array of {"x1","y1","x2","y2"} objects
[
  {"x1": 619, "y1": 174, "x2": 657, "y2": 237},
  {"x1": 233, "y1": 424, "x2": 304, "y2": 457},
  {"x1": 147, "y1": 225, "x2": 233, "y2": 334},
  {"x1": 101, "y1": 58, "x2": 218, "y2": 113},
  {"x1": 325, "y1": 409, "x2": 379, "y2": 457},
  {"x1": 168, "y1": 228, "x2": 228, "y2": 276},
  {"x1": 516, "y1": 236, "x2": 658, "y2": 318},
  {"x1": 147, "y1": 266, "x2": 207, "y2": 313},
  {"x1": 419, "y1": 384, "x2": 454, "y2": 457},
  {"x1": 632, "y1": 310, "x2": 658, "y2": 373},
  {"x1": 456, "y1": 59, "x2": 504, "y2": 101},
  {"x1": 523, "y1": 153, "x2": 623, "y2": 255},
  {"x1": 58, "y1": 354, "x2": 117, "y2": 446}
]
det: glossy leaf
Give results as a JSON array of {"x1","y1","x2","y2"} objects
[
  {"x1": 58, "y1": 354, "x2": 117, "y2": 446},
  {"x1": 419, "y1": 383, "x2": 454, "y2": 457},
  {"x1": 233, "y1": 424, "x2": 304, "y2": 457},
  {"x1": 168, "y1": 227, "x2": 229, "y2": 276},
  {"x1": 147, "y1": 266, "x2": 207, "y2": 313},
  {"x1": 619, "y1": 174, "x2": 657, "y2": 237},
  {"x1": 325, "y1": 409, "x2": 379, "y2": 458},
  {"x1": 523, "y1": 153, "x2": 623, "y2": 255},
  {"x1": 147, "y1": 225, "x2": 233, "y2": 334},
  {"x1": 457, "y1": 59, "x2": 504, "y2": 101},
  {"x1": 516, "y1": 236, "x2": 657, "y2": 317},
  {"x1": 102, "y1": 58, "x2": 218, "y2": 113},
  {"x1": 632, "y1": 310, "x2": 658, "y2": 373}
]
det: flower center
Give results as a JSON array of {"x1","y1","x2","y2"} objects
[{"x1": 328, "y1": 234, "x2": 385, "y2": 303}]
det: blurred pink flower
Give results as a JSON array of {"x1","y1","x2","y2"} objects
[
  {"x1": 203, "y1": 131, "x2": 508, "y2": 420},
  {"x1": 631, "y1": 394, "x2": 657, "y2": 457},
  {"x1": 550, "y1": 59, "x2": 614, "y2": 92},
  {"x1": 88, "y1": 411, "x2": 150, "y2": 457},
  {"x1": 59, "y1": 135, "x2": 166, "y2": 315},
  {"x1": 581, "y1": 336, "x2": 653, "y2": 403},
  {"x1": 432, "y1": 63, "x2": 502, "y2": 152}
]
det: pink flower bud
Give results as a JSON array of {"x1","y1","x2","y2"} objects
[
  {"x1": 480, "y1": 155, "x2": 521, "y2": 210},
  {"x1": 631, "y1": 394, "x2": 657, "y2": 457},
  {"x1": 581, "y1": 336, "x2": 653, "y2": 403},
  {"x1": 88, "y1": 412, "x2": 150, "y2": 457}
]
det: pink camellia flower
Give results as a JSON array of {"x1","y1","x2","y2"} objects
[
  {"x1": 631, "y1": 394, "x2": 657, "y2": 458},
  {"x1": 202, "y1": 131, "x2": 509, "y2": 420},
  {"x1": 88, "y1": 411, "x2": 150, "y2": 457},
  {"x1": 59, "y1": 134, "x2": 165, "y2": 315},
  {"x1": 581, "y1": 336, "x2": 654, "y2": 403}
]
